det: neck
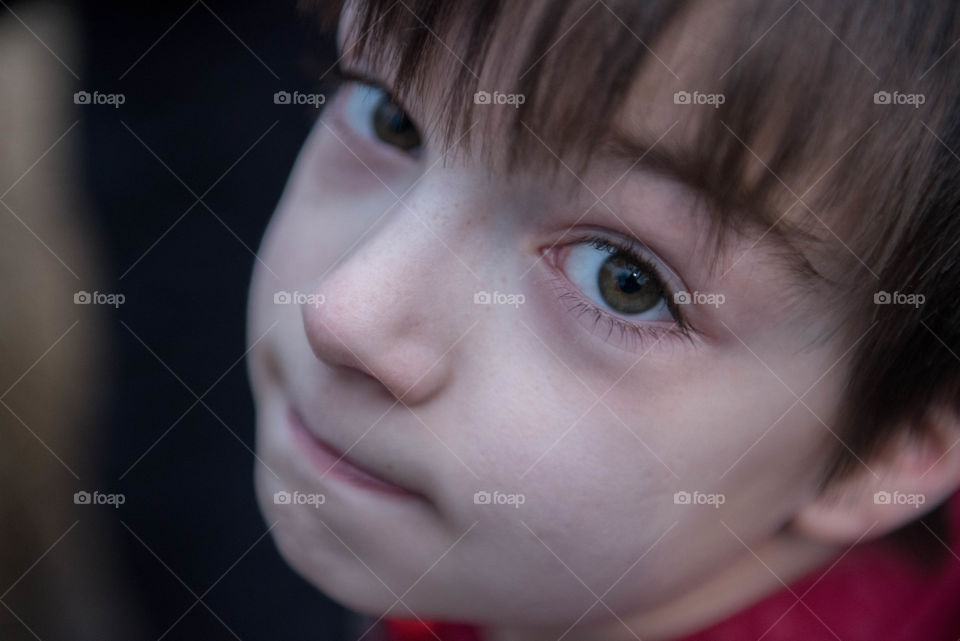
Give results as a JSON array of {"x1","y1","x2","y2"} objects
[{"x1": 488, "y1": 531, "x2": 839, "y2": 641}]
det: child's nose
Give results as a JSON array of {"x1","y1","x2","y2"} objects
[{"x1": 300, "y1": 208, "x2": 472, "y2": 405}]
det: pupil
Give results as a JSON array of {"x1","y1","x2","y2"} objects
[
  {"x1": 598, "y1": 253, "x2": 662, "y2": 315},
  {"x1": 373, "y1": 96, "x2": 420, "y2": 151},
  {"x1": 386, "y1": 108, "x2": 410, "y2": 132},
  {"x1": 617, "y1": 269, "x2": 647, "y2": 294}
]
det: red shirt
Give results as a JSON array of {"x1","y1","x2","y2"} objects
[{"x1": 384, "y1": 491, "x2": 960, "y2": 641}]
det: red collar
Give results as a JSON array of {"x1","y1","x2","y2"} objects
[{"x1": 384, "y1": 620, "x2": 482, "y2": 641}]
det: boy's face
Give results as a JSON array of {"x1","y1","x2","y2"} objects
[{"x1": 248, "y1": 4, "x2": 854, "y2": 632}]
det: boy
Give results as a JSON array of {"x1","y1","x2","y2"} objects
[{"x1": 248, "y1": 1, "x2": 960, "y2": 638}]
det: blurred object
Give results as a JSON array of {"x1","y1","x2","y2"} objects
[{"x1": 0, "y1": 1, "x2": 143, "y2": 639}]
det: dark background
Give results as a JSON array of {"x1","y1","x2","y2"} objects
[{"x1": 75, "y1": 1, "x2": 346, "y2": 638}]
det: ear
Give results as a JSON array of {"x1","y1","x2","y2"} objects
[{"x1": 791, "y1": 404, "x2": 960, "y2": 545}]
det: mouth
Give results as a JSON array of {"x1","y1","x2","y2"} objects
[{"x1": 287, "y1": 407, "x2": 417, "y2": 498}]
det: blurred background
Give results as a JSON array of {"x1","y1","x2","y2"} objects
[{"x1": 0, "y1": 0, "x2": 348, "y2": 638}]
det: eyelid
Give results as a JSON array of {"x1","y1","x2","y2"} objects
[
  {"x1": 334, "y1": 65, "x2": 391, "y2": 93},
  {"x1": 584, "y1": 238, "x2": 684, "y2": 324},
  {"x1": 324, "y1": 82, "x2": 424, "y2": 168},
  {"x1": 571, "y1": 230, "x2": 688, "y2": 312},
  {"x1": 330, "y1": 65, "x2": 425, "y2": 151},
  {"x1": 333, "y1": 65, "x2": 417, "y2": 123},
  {"x1": 544, "y1": 230, "x2": 697, "y2": 351},
  {"x1": 543, "y1": 268, "x2": 695, "y2": 352}
]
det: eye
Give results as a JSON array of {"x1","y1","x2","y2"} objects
[
  {"x1": 341, "y1": 83, "x2": 422, "y2": 154},
  {"x1": 562, "y1": 237, "x2": 674, "y2": 322}
]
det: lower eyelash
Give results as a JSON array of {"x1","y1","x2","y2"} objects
[
  {"x1": 573, "y1": 233, "x2": 691, "y2": 321},
  {"x1": 544, "y1": 272, "x2": 695, "y2": 352}
]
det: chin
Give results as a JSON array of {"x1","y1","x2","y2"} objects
[
  {"x1": 253, "y1": 466, "x2": 408, "y2": 617},
  {"x1": 273, "y1": 522, "x2": 403, "y2": 615}
]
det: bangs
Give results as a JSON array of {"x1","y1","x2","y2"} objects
[
  {"x1": 306, "y1": 0, "x2": 958, "y2": 291},
  {"x1": 327, "y1": 0, "x2": 684, "y2": 170}
]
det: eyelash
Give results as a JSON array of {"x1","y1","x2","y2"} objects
[
  {"x1": 552, "y1": 234, "x2": 695, "y2": 351},
  {"x1": 327, "y1": 62, "x2": 359, "y2": 89},
  {"x1": 324, "y1": 64, "x2": 425, "y2": 152},
  {"x1": 327, "y1": 64, "x2": 403, "y2": 112}
]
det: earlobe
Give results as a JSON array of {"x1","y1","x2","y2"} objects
[
  {"x1": 791, "y1": 485, "x2": 881, "y2": 545},
  {"x1": 791, "y1": 409, "x2": 960, "y2": 546}
]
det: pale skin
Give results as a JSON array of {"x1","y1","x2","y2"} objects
[{"x1": 247, "y1": 3, "x2": 960, "y2": 639}]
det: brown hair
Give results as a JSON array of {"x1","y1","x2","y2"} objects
[{"x1": 306, "y1": 0, "x2": 960, "y2": 564}]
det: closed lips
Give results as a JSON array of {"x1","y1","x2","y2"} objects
[{"x1": 287, "y1": 407, "x2": 417, "y2": 497}]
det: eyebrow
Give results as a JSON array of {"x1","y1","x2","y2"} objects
[
  {"x1": 605, "y1": 129, "x2": 691, "y2": 183},
  {"x1": 602, "y1": 127, "x2": 827, "y2": 284}
]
